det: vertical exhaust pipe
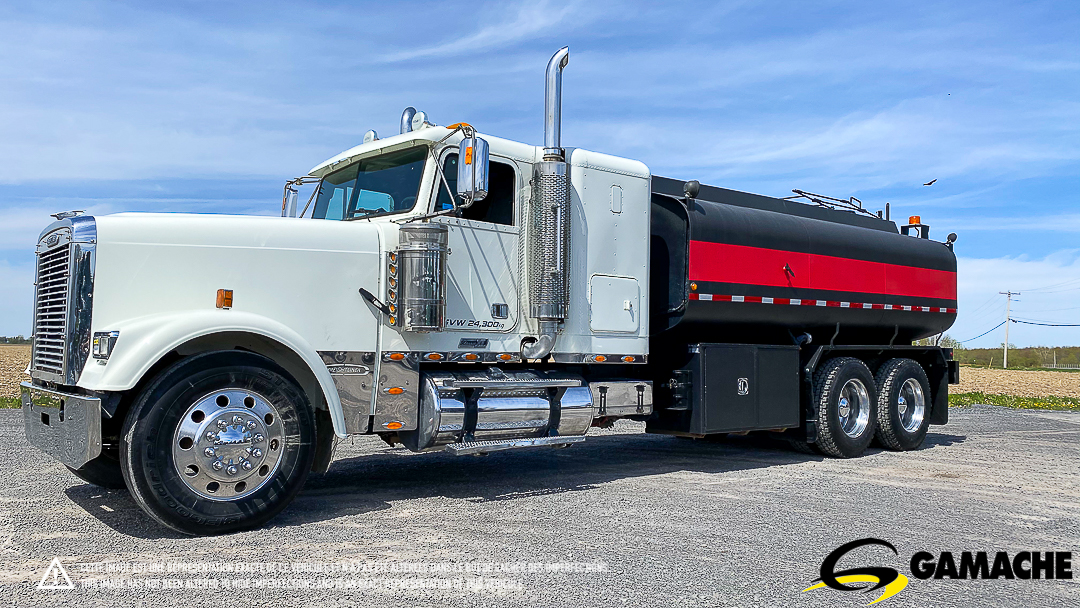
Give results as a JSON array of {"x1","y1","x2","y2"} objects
[
  {"x1": 543, "y1": 47, "x2": 570, "y2": 160},
  {"x1": 523, "y1": 47, "x2": 571, "y2": 360}
]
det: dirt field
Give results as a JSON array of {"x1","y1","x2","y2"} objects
[
  {"x1": 0, "y1": 345, "x2": 30, "y2": 399},
  {"x1": 956, "y1": 365, "x2": 1080, "y2": 398}
]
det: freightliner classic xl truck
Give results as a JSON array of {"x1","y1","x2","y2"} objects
[{"x1": 22, "y1": 48, "x2": 959, "y2": 534}]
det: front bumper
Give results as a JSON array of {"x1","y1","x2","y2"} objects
[{"x1": 21, "y1": 381, "x2": 102, "y2": 469}]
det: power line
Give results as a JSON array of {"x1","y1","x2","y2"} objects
[
  {"x1": 1011, "y1": 319, "x2": 1080, "y2": 327},
  {"x1": 956, "y1": 320, "x2": 1007, "y2": 343},
  {"x1": 1024, "y1": 277, "x2": 1080, "y2": 293}
]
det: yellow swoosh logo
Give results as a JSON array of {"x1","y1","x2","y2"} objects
[{"x1": 802, "y1": 573, "x2": 909, "y2": 605}]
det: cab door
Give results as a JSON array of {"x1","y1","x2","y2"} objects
[{"x1": 434, "y1": 152, "x2": 522, "y2": 333}]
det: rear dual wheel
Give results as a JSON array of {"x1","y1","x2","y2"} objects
[
  {"x1": 811, "y1": 357, "x2": 878, "y2": 458},
  {"x1": 120, "y1": 351, "x2": 315, "y2": 535},
  {"x1": 874, "y1": 358, "x2": 931, "y2": 451}
]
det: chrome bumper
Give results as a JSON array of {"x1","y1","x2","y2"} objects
[{"x1": 21, "y1": 381, "x2": 102, "y2": 469}]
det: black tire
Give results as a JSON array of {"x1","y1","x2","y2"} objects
[
  {"x1": 874, "y1": 358, "x2": 932, "y2": 451},
  {"x1": 812, "y1": 357, "x2": 878, "y2": 458},
  {"x1": 120, "y1": 351, "x2": 316, "y2": 535},
  {"x1": 66, "y1": 452, "x2": 127, "y2": 489}
]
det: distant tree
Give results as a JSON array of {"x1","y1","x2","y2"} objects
[{"x1": 0, "y1": 336, "x2": 31, "y2": 345}]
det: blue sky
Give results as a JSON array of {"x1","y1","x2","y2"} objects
[{"x1": 1, "y1": 0, "x2": 1077, "y2": 347}]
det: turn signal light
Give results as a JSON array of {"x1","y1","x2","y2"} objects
[
  {"x1": 388, "y1": 353, "x2": 405, "y2": 361},
  {"x1": 216, "y1": 289, "x2": 233, "y2": 309},
  {"x1": 385, "y1": 387, "x2": 405, "y2": 395}
]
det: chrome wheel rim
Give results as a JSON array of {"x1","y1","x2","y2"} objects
[
  {"x1": 173, "y1": 389, "x2": 285, "y2": 501},
  {"x1": 837, "y1": 378, "x2": 870, "y2": 438},
  {"x1": 897, "y1": 377, "x2": 926, "y2": 433}
]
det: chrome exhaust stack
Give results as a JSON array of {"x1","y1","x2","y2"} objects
[
  {"x1": 522, "y1": 47, "x2": 572, "y2": 360},
  {"x1": 543, "y1": 47, "x2": 570, "y2": 160}
]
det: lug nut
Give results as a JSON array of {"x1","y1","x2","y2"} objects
[
  {"x1": 242, "y1": 461, "x2": 253, "y2": 470},
  {"x1": 206, "y1": 431, "x2": 215, "y2": 440},
  {"x1": 212, "y1": 461, "x2": 224, "y2": 471},
  {"x1": 252, "y1": 448, "x2": 263, "y2": 458},
  {"x1": 216, "y1": 419, "x2": 228, "y2": 430},
  {"x1": 227, "y1": 465, "x2": 238, "y2": 476},
  {"x1": 232, "y1": 415, "x2": 243, "y2": 424},
  {"x1": 247, "y1": 420, "x2": 257, "y2": 429},
  {"x1": 204, "y1": 447, "x2": 216, "y2": 457},
  {"x1": 253, "y1": 434, "x2": 265, "y2": 443}
]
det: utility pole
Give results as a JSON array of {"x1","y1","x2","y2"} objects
[{"x1": 999, "y1": 291, "x2": 1019, "y2": 368}]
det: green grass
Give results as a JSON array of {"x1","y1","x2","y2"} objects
[
  {"x1": 0, "y1": 397, "x2": 21, "y2": 409},
  {"x1": 950, "y1": 392, "x2": 1080, "y2": 410}
]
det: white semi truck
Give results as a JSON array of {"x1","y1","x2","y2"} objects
[{"x1": 22, "y1": 48, "x2": 959, "y2": 534}]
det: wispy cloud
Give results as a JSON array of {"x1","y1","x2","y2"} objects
[{"x1": 378, "y1": 1, "x2": 588, "y2": 63}]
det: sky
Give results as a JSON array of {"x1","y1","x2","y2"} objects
[{"x1": 0, "y1": 0, "x2": 1077, "y2": 348}]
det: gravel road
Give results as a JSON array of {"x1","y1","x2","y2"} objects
[{"x1": 1, "y1": 406, "x2": 1078, "y2": 607}]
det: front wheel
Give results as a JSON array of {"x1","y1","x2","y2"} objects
[
  {"x1": 811, "y1": 357, "x2": 878, "y2": 458},
  {"x1": 120, "y1": 351, "x2": 315, "y2": 535}
]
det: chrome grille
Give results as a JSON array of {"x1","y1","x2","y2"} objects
[{"x1": 33, "y1": 232, "x2": 72, "y2": 377}]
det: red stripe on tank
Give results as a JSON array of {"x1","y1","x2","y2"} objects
[{"x1": 687, "y1": 241, "x2": 957, "y2": 301}]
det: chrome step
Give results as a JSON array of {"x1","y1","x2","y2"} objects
[{"x1": 444, "y1": 435, "x2": 585, "y2": 456}]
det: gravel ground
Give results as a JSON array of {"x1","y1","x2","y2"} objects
[
  {"x1": 956, "y1": 366, "x2": 1080, "y2": 398},
  {"x1": 1, "y1": 406, "x2": 1077, "y2": 607},
  {"x1": 0, "y1": 346, "x2": 30, "y2": 400}
]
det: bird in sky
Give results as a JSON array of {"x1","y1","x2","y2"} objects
[{"x1": 923, "y1": 179, "x2": 937, "y2": 186}]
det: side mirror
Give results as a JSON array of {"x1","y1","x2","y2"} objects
[{"x1": 456, "y1": 136, "x2": 489, "y2": 207}]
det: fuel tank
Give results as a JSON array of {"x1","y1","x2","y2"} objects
[{"x1": 649, "y1": 178, "x2": 957, "y2": 346}]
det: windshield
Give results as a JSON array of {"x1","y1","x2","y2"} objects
[{"x1": 311, "y1": 146, "x2": 428, "y2": 220}]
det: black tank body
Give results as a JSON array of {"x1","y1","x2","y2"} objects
[{"x1": 649, "y1": 177, "x2": 957, "y2": 347}]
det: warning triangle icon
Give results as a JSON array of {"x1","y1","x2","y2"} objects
[{"x1": 37, "y1": 557, "x2": 74, "y2": 590}]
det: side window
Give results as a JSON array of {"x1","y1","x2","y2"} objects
[{"x1": 435, "y1": 154, "x2": 516, "y2": 226}]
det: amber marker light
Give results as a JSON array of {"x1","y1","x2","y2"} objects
[
  {"x1": 216, "y1": 289, "x2": 233, "y2": 309},
  {"x1": 425, "y1": 353, "x2": 443, "y2": 361},
  {"x1": 499, "y1": 353, "x2": 513, "y2": 361},
  {"x1": 384, "y1": 421, "x2": 404, "y2": 430},
  {"x1": 622, "y1": 356, "x2": 634, "y2": 363},
  {"x1": 388, "y1": 252, "x2": 396, "y2": 263},
  {"x1": 463, "y1": 353, "x2": 479, "y2": 361},
  {"x1": 388, "y1": 353, "x2": 405, "y2": 361},
  {"x1": 593, "y1": 355, "x2": 607, "y2": 362},
  {"x1": 385, "y1": 387, "x2": 405, "y2": 395},
  {"x1": 690, "y1": 282, "x2": 698, "y2": 291}
]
